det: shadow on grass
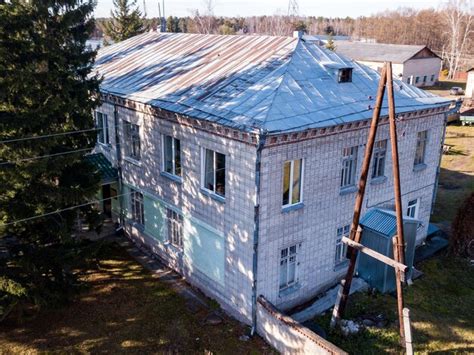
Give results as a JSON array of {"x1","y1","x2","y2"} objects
[{"x1": 0, "y1": 243, "x2": 268, "y2": 354}]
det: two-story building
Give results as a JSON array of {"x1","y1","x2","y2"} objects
[{"x1": 92, "y1": 31, "x2": 450, "y2": 326}]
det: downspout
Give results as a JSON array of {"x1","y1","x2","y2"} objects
[
  {"x1": 251, "y1": 130, "x2": 267, "y2": 336},
  {"x1": 113, "y1": 102, "x2": 125, "y2": 228},
  {"x1": 431, "y1": 109, "x2": 448, "y2": 216}
]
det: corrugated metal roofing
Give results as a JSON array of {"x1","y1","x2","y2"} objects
[
  {"x1": 85, "y1": 153, "x2": 118, "y2": 183},
  {"x1": 334, "y1": 41, "x2": 435, "y2": 64},
  {"x1": 94, "y1": 32, "x2": 450, "y2": 134},
  {"x1": 360, "y1": 208, "x2": 418, "y2": 237}
]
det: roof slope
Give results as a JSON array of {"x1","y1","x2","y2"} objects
[
  {"x1": 94, "y1": 32, "x2": 450, "y2": 134},
  {"x1": 334, "y1": 41, "x2": 437, "y2": 64}
]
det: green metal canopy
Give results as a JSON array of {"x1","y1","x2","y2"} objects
[{"x1": 85, "y1": 153, "x2": 117, "y2": 184}]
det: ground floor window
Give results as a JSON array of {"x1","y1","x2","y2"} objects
[
  {"x1": 167, "y1": 208, "x2": 183, "y2": 248},
  {"x1": 279, "y1": 244, "x2": 299, "y2": 290},
  {"x1": 130, "y1": 189, "x2": 144, "y2": 225},
  {"x1": 335, "y1": 225, "x2": 350, "y2": 266}
]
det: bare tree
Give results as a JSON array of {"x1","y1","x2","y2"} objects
[
  {"x1": 192, "y1": 0, "x2": 217, "y2": 34},
  {"x1": 442, "y1": 0, "x2": 474, "y2": 79}
]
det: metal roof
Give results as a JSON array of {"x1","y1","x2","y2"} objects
[
  {"x1": 360, "y1": 208, "x2": 419, "y2": 237},
  {"x1": 334, "y1": 41, "x2": 438, "y2": 64},
  {"x1": 85, "y1": 153, "x2": 118, "y2": 183},
  {"x1": 94, "y1": 32, "x2": 450, "y2": 134}
]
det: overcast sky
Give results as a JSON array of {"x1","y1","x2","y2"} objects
[{"x1": 95, "y1": 0, "x2": 446, "y2": 19}]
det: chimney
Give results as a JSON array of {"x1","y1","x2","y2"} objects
[{"x1": 293, "y1": 30, "x2": 304, "y2": 39}]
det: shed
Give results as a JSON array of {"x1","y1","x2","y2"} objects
[{"x1": 356, "y1": 208, "x2": 419, "y2": 293}]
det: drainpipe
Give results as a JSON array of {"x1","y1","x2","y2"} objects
[
  {"x1": 250, "y1": 130, "x2": 266, "y2": 336},
  {"x1": 113, "y1": 102, "x2": 125, "y2": 228},
  {"x1": 431, "y1": 110, "x2": 448, "y2": 216}
]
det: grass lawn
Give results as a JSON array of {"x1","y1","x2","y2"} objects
[
  {"x1": 0, "y1": 243, "x2": 269, "y2": 354},
  {"x1": 432, "y1": 124, "x2": 474, "y2": 223},
  {"x1": 309, "y1": 124, "x2": 474, "y2": 354},
  {"x1": 426, "y1": 79, "x2": 467, "y2": 98}
]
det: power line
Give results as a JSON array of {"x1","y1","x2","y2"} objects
[
  {"x1": 0, "y1": 147, "x2": 93, "y2": 166},
  {"x1": 0, "y1": 191, "x2": 132, "y2": 228},
  {"x1": 0, "y1": 127, "x2": 103, "y2": 145}
]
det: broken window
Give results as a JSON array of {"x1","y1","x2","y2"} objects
[
  {"x1": 372, "y1": 140, "x2": 387, "y2": 179},
  {"x1": 414, "y1": 130, "x2": 428, "y2": 166},
  {"x1": 279, "y1": 244, "x2": 299, "y2": 290},
  {"x1": 282, "y1": 159, "x2": 303, "y2": 207},
  {"x1": 341, "y1": 146, "x2": 358, "y2": 188},
  {"x1": 163, "y1": 135, "x2": 182, "y2": 177},
  {"x1": 202, "y1": 148, "x2": 226, "y2": 198}
]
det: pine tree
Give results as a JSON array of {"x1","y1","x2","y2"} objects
[
  {"x1": 0, "y1": 0, "x2": 101, "y2": 313},
  {"x1": 104, "y1": 0, "x2": 146, "y2": 42}
]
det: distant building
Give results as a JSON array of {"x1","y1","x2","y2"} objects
[
  {"x1": 92, "y1": 32, "x2": 450, "y2": 325},
  {"x1": 466, "y1": 68, "x2": 474, "y2": 98},
  {"x1": 334, "y1": 41, "x2": 442, "y2": 87}
]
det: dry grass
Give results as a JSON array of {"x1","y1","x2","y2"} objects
[{"x1": 0, "y1": 243, "x2": 270, "y2": 354}]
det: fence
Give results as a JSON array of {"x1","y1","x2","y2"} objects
[{"x1": 256, "y1": 296, "x2": 347, "y2": 354}]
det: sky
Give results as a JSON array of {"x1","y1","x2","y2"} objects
[{"x1": 95, "y1": 0, "x2": 446, "y2": 19}]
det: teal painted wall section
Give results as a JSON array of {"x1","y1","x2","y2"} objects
[
  {"x1": 144, "y1": 196, "x2": 167, "y2": 242},
  {"x1": 184, "y1": 221, "x2": 225, "y2": 286},
  {"x1": 121, "y1": 185, "x2": 130, "y2": 219}
]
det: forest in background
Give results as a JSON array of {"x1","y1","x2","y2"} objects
[{"x1": 93, "y1": 1, "x2": 474, "y2": 76}]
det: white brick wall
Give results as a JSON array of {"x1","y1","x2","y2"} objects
[{"x1": 257, "y1": 113, "x2": 446, "y2": 310}]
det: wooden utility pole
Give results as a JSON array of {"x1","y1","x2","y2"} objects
[{"x1": 330, "y1": 62, "x2": 409, "y2": 346}]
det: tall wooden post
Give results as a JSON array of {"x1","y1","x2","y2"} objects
[{"x1": 331, "y1": 66, "x2": 388, "y2": 326}]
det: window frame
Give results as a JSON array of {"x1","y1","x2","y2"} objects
[
  {"x1": 371, "y1": 140, "x2": 387, "y2": 179},
  {"x1": 123, "y1": 121, "x2": 141, "y2": 161},
  {"x1": 406, "y1": 198, "x2": 419, "y2": 219},
  {"x1": 338, "y1": 68, "x2": 353, "y2": 83},
  {"x1": 201, "y1": 147, "x2": 226, "y2": 198},
  {"x1": 414, "y1": 130, "x2": 428, "y2": 166},
  {"x1": 162, "y1": 134, "x2": 182, "y2": 178},
  {"x1": 335, "y1": 225, "x2": 350, "y2": 266},
  {"x1": 282, "y1": 158, "x2": 304, "y2": 208},
  {"x1": 415, "y1": 76, "x2": 420, "y2": 84},
  {"x1": 340, "y1": 146, "x2": 358, "y2": 189},
  {"x1": 130, "y1": 189, "x2": 144, "y2": 225},
  {"x1": 430, "y1": 74, "x2": 435, "y2": 82},
  {"x1": 96, "y1": 111, "x2": 109, "y2": 145},
  {"x1": 166, "y1": 208, "x2": 184, "y2": 248},
  {"x1": 279, "y1": 243, "x2": 300, "y2": 291}
]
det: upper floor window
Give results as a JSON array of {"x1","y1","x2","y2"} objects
[
  {"x1": 96, "y1": 112, "x2": 109, "y2": 145},
  {"x1": 167, "y1": 208, "x2": 183, "y2": 248},
  {"x1": 124, "y1": 121, "x2": 141, "y2": 161},
  {"x1": 130, "y1": 189, "x2": 144, "y2": 225},
  {"x1": 414, "y1": 130, "x2": 428, "y2": 166},
  {"x1": 430, "y1": 74, "x2": 435, "y2": 82},
  {"x1": 372, "y1": 140, "x2": 387, "y2": 179},
  {"x1": 423, "y1": 75, "x2": 427, "y2": 83},
  {"x1": 335, "y1": 225, "x2": 350, "y2": 266},
  {"x1": 202, "y1": 148, "x2": 226, "y2": 198},
  {"x1": 406, "y1": 198, "x2": 419, "y2": 219},
  {"x1": 282, "y1": 159, "x2": 303, "y2": 207},
  {"x1": 279, "y1": 244, "x2": 299, "y2": 290},
  {"x1": 415, "y1": 76, "x2": 420, "y2": 84},
  {"x1": 162, "y1": 135, "x2": 182, "y2": 177},
  {"x1": 338, "y1": 68, "x2": 353, "y2": 83},
  {"x1": 341, "y1": 146, "x2": 358, "y2": 188}
]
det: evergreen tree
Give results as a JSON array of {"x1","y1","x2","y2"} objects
[
  {"x1": 0, "y1": 0, "x2": 101, "y2": 315},
  {"x1": 104, "y1": 0, "x2": 146, "y2": 42}
]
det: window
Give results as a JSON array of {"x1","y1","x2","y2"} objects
[
  {"x1": 167, "y1": 208, "x2": 183, "y2": 248},
  {"x1": 96, "y1": 112, "x2": 109, "y2": 144},
  {"x1": 341, "y1": 146, "x2": 358, "y2": 188},
  {"x1": 335, "y1": 225, "x2": 350, "y2": 266},
  {"x1": 162, "y1": 135, "x2": 182, "y2": 177},
  {"x1": 430, "y1": 74, "x2": 435, "y2": 82},
  {"x1": 279, "y1": 244, "x2": 299, "y2": 290},
  {"x1": 130, "y1": 189, "x2": 144, "y2": 225},
  {"x1": 282, "y1": 159, "x2": 303, "y2": 206},
  {"x1": 406, "y1": 198, "x2": 419, "y2": 219},
  {"x1": 338, "y1": 68, "x2": 353, "y2": 83},
  {"x1": 423, "y1": 75, "x2": 427, "y2": 83},
  {"x1": 202, "y1": 148, "x2": 226, "y2": 197},
  {"x1": 124, "y1": 121, "x2": 141, "y2": 161},
  {"x1": 372, "y1": 140, "x2": 387, "y2": 179},
  {"x1": 415, "y1": 76, "x2": 420, "y2": 84},
  {"x1": 414, "y1": 130, "x2": 428, "y2": 166}
]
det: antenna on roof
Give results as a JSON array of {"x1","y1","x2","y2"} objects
[
  {"x1": 158, "y1": 0, "x2": 166, "y2": 32},
  {"x1": 287, "y1": 0, "x2": 299, "y2": 17}
]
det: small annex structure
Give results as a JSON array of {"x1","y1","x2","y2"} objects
[
  {"x1": 92, "y1": 31, "x2": 451, "y2": 331},
  {"x1": 333, "y1": 41, "x2": 442, "y2": 87}
]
